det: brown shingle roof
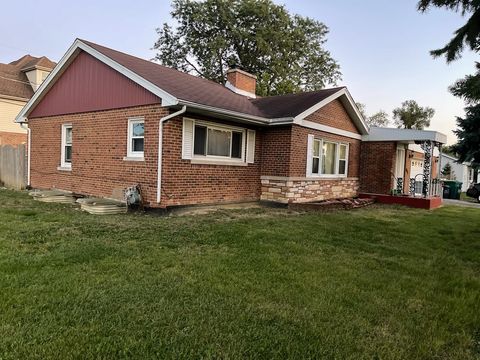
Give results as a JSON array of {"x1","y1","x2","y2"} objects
[
  {"x1": 251, "y1": 87, "x2": 345, "y2": 118},
  {"x1": 18, "y1": 56, "x2": 56, "y2": 71},
  {"x1": 81, "y1": 39, "x2": 343, "y2": 119},
  {"x1": 0, "y1": 55, "x2": 56, "y2": 100}
]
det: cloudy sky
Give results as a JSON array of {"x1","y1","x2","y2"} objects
[{"x1": 1, "y1": 0, "x2": 476, "y2": 144}]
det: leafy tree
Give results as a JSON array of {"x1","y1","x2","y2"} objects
[
  {"x1": 368, "y1": 111, "x2": 390, "y2": 127},
  {"x1": 355, "y1": 102, "x2": 367, "y2": 119},
  {"x1": 417, "y1": 0, "x2": 480, "y2": 62},
  {"x1": 451, "y1": 104, "x2": 480, "y2": 164},
  {"x1": 153, "y1": 0, "x2": 341, "y2": 96},
  {"x1": 355, "y1": 103, "x2": 389, "y2": 127},
  {"x1": 393, "y1": 100, "x2": 435, "y2": 130}
]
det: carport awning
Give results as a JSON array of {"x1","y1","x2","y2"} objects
[{"x1": 362, "y1": 127, "x2": 447, "y2": 144}]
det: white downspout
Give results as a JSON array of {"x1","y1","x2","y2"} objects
[
  {"x1": 157, "y1": 105, "x2": 187, "y2": 203},
  {"x1": 20, "y1": 122, "x2": 31, "y2": 187}
]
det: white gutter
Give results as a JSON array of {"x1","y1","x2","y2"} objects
[
  {"x1": 19, "y1": 122, "x2": 31, "y2": 187},
  {"x1": 157, "y1": 105, "x2": 187, "y2": 203}
]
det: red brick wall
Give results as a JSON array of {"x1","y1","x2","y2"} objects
[
  {"x1": 260, "y1": 125, "x2": 360, "y2": 179},
  {"x1": 305, "y1": 99, "x2": 360, "y2": 134},
  {"x1": 29, "y1": 104, "x2": 165, "y2": 206},
  {"x1": 359, "y1": 142, "x2": 397, "y2": 194},
  {"x1": 0, "y1": 131, "x2": 27, "y2": 146},
  {"x1": 260, "y1": 126, "x2": 292, "y2": 177},
  {"x1": 29, "y1": 105, "x2": 263, "y2": 208},
  {"x1": 159, "y1": 115, "x2": 262, "y2": 207},
  {"x1": 289, "y1": 125, "x2": 360, "y2": 178}
]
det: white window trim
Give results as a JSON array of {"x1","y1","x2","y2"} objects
[
  {"x1": 309, "y1": 137, "x2": 349, "y2": 178},
  {"x1": 191, "y1": 119, "x2": 246, "y2": 163},
  {"x1": 60, "y1": 124, "x2": 72, "y2": 169},
  {"x1": 126, "y1": 117, "x2": 145, "y2": 159}
]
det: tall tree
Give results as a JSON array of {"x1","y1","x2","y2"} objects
[
  {"x1": 417, "y1": 0, "x2": 480, "y2": 62},
  {"x1": 452, "y1": 105, "x2": 480, "y2": 164},
  {"x1": 153, "y1": 0, "x2": 341, "y2": 96},
  {"x1": 355, "y1": 103, "x2": 390, "y2": 127},
  {"x1": 450, "y1": 64, "x2": 480, "y2": 164},
  {"x1": 450, "y1": 62, "x2": 480, "y2": 104},
  {"x1": 393, "y1": 100, "x2": 435, "y2": 130},
  {"x1": 418, "y1": 0, "x2": 480, "y2": 165}
]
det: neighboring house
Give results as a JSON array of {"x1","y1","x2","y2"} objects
[
  {"x1": 0, "y1": 55, "x2": 55, "y2": 145},
  {"x1": 440, "y1": 153, "x2": 476, "y2": 192},
  {"x1": 15, "y1": 39, "x2": 447, "y2": 209}
]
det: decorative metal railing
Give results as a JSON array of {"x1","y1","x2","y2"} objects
[{"x1": 401, "y1": 175, "x2": 441, "y2": 197}]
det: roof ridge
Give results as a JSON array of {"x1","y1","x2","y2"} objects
[{"x1": 251, "y1": 86, "x2": 345, "y2": 103}]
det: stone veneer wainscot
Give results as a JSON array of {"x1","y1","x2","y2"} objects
[{"x1": 260, "y1": 176, "x2": 359, "y2": 203}]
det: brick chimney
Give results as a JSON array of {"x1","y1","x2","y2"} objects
[{"x1": 225, "y1": 66, "x2": 257, "y2": 98}]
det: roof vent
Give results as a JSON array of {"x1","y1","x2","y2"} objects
[{"x1": 225, "y1": 66, "x2": 257, "y2": 98}]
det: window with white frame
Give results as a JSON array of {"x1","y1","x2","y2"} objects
[
  {"x1": 193, "y1": 121, "x2": 245, "y2": 160},
  {"x1": 127, "y1": 118, "x2": 145, "y2": 158},
  {"x1": 60, "y1": 124, "x2": 72, "y2": 168},
  {"x1": 310, "y1": 137, "x2": 349, "y2": 177}
]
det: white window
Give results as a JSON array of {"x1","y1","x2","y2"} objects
[
  {"x1": 60, "y1": 124, "x2": 72, "y2": 169},
  {"x1": 127, "y1": 118, "x2": 145, "y2": 158},
  {"x1": 182, "y1": 118, "x2": 254, "y2": 165},
  {"x1": 338, "y1": 144, "x2": 348, "y2": 175},
  {"x1": 309, "y1": 137, "x2": 349, "y2": 177},
  {"x1": 193, "y1": 124, "x2": 243, "y2": 159}
]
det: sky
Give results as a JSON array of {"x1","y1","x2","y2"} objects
[{"x1": 0, "y1": 0, "x2": 477, "y2": 144}]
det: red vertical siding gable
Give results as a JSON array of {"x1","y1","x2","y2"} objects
[{"x1": 29, "y1": 51, "x2": 160, "y2": 118}]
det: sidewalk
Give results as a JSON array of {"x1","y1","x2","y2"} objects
[{"x1": 443, "y1": 199, "x2": 480, "y2": 208}]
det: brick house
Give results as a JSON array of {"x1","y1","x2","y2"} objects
[
  {"x1": 16, "y1": 39, "x2": 446, "y2": 209},
  {"x1": 0, "y1": 55, "x2": 55, "y2": 145}
]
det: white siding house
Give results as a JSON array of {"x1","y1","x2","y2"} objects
[{"x1": 440, "y1": 153, "x2": 476, "y2": 192}]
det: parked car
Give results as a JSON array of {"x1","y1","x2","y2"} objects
[{"x1": 466, "y1": 183, "x2": 480, "y2": 202}]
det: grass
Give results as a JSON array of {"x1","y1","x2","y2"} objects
[
  {"x1": 461, "y1": 192, "x2": 478, "y2": 203},
  {"x1": 0, "y1": 189, "x2": 479, "y2": 359}
]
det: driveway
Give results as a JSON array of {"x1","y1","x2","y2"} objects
[{"x1": 443, "y1": 199, "x2": 480, "y2": 208}]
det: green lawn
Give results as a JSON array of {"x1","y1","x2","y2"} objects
[{"x1": 0, "y1": 190, "x2": 479, "y2": 359}]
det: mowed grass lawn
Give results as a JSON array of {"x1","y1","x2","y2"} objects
[{"x1": 0, "y1": 190, "x2": 480, "y2": 359}]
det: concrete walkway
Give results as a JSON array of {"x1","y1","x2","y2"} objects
[{"x1": 443, "y1": 199, "x2": 480, "y2": 208}]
